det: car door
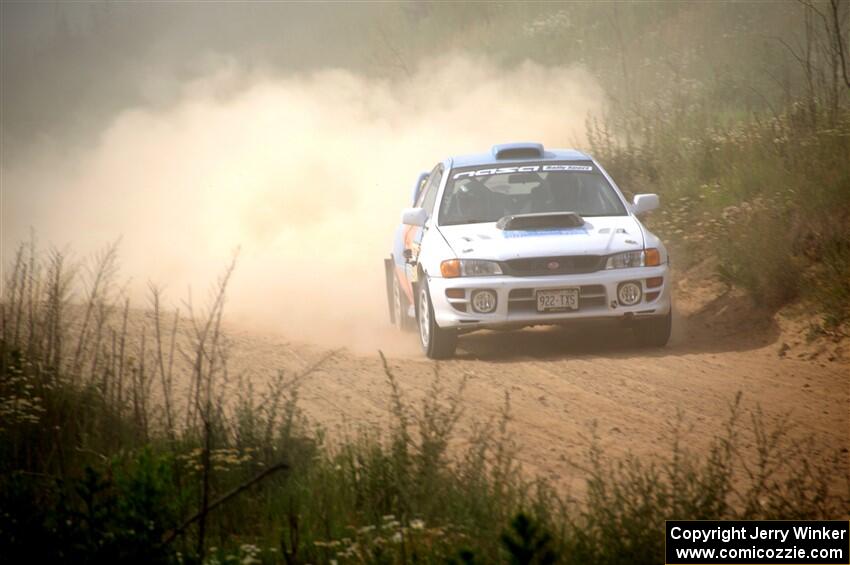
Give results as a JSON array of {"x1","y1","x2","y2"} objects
[{"x1": 402, "y1": 163, "x2": 443, "y2": 300}]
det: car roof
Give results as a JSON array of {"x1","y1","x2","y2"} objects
[{"x1": 447, "y1": 142, "x2": 592, "y2": 168}]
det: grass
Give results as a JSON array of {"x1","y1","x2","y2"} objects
[
  {"x1": 1, "y1": 244, "x2": 847, "y2": 564},
  {"x1": 587, "y1": 99, "x2": 850, "y2": 331}
]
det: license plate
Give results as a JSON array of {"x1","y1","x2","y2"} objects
[{"x1": 536, "y1": 288, "x2": 579, "y2": 312}]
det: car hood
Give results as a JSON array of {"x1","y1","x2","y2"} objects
[{"x1": 437, "y1": 216, "x2": 644, "y2": 260}]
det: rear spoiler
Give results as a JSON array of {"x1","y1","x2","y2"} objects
[{"x1": 496, "y1": 212, "x2": 584, "y2": 231}]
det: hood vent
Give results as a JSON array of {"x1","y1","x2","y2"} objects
[
  {"x1": 496, "y1": 212, "x2": 585, "y2": 231},
  {"x1": 491, "y1": 142, "x2": 544, "y2": 160}
]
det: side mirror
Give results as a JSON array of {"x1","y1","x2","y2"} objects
[
  {"x1": 632, "y1": 193, "x2": 660, "y2": 215},
  {"x1": 401, "y1": 207, "x2": 428, "y2": 227}
]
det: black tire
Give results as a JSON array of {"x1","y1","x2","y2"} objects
[
  {"x1": 633, "y1": 310, "x2": 672, "y2": 347},
  {"x1": 392, "y1": 273, "x2": 416, "y2": 332},
  {"x1": 416, "y1": 281, "x2": 457, "y2": 359}
]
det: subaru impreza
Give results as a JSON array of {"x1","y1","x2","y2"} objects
[{"x1": 384, "y1": 142, "x2": 671, "y2": 359}]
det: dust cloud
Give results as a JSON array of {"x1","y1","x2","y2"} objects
[{"x1": 3, "y1": 55, "x2": 605, "y2": 352}]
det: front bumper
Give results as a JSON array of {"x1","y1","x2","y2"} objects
[{"x1": 428, "y1": 265, "x2": 671, "y2": 330}]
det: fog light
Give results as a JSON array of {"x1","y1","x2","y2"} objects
[
  {"x1": 617, "y1": 282, "x2": 642, "y2": 306},
  {"x1": 471, "y1": 289, "x2": 497, "y2": 313}
]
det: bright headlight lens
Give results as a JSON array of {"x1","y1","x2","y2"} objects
[
  {"x1": 606, "y1": 249, "x2": 662, "y2": 269},
  {"x1": 606, "y1": 251, "x2": 644, "y2": 269},
  {"x1": 441, "y1": 259, "x2": 503, "y2": 277},
  {"x1": 461, "y1": 260, "x2": 502, "y2": 276}
]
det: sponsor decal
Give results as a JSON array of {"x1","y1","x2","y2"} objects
[
  {"x1": 503, "y1": 227, "x2": 588, "y2": 238},
  {"x1": 453, "y1": 164, "x2": 593, "y2": 180}
]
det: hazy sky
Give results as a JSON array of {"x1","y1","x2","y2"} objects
[{"x1": 1, "y1": 2, "x2": 392, "y2": 156}]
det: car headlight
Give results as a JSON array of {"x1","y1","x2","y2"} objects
[
  {"x1": 605, "y1": 248, "x2": 661, "y2": 269},
  {"x1": 440, "y1": 259, "x2": 503, "y2": 278}
]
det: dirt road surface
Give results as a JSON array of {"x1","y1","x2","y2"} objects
[{"x1": 224, "y1": 279, "x2": 849, "y2": 496}]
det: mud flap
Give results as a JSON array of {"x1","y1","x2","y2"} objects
[{"x1": 384, "y1": 258, "x2": 396, "y2": 323}]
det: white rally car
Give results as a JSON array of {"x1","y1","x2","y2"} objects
[{"x1": 384, "y1": 142, "x2": 671, "y2": 359}]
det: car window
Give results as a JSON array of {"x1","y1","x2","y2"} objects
[
  {"x1": 417, "y1": 164, "x2": 443, "y2": 215},
  {"x1": 438, "y1": 161, "x2": 627, "y2": 225}
]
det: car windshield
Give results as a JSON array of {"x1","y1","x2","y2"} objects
[{"x1": 438, "y1": 161, "x2": 627, "y2": 226}]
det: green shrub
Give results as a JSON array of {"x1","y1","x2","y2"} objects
[
  {"x1": 1, "y1": 245, "x2": 846, "y2": 563},
  {"x1": 589, "y1": 100, "x2": 850, "y2": 326},
  {"x1": 1, "y1": 451, "x2": 179, "y2": 564}
]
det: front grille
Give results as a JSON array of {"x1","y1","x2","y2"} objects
[
  {"x1": 502, "y1": 255, "x2": 604, "y2": 276},
  {"x1": 508, "y1": 285, "x2": 607, "y2": 314}
]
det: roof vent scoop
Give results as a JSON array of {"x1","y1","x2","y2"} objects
[
  {"x1": 491, "y1": 142, "x2": 544, "y2": 160},
  {"x1": 496, "y1": 212, "x2": 585, "y2": 231}
]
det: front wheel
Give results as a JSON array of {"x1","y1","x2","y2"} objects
[
  {"x1": 417, "y1": 282, "x2": 457, "y2": 359},
  {"x1": 633, "y1": 310, "x2": 672, "y2": 347}
]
